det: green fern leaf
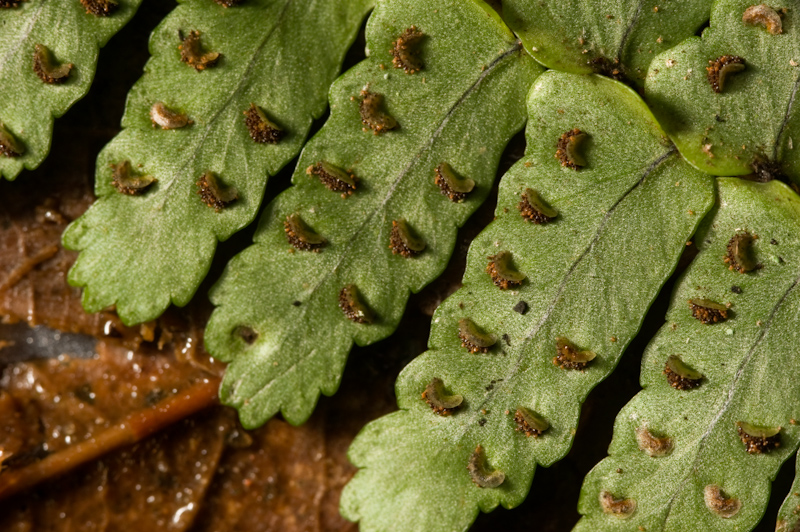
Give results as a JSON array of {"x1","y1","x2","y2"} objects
[
  {"x1": 204, "y1": 0, "x2": 542, "y2": 428},
  {"x1": 340, "y1": 71, "x2": 714, "y2": 532},
  {"x1": 576, "y1": 178, "x2": 800, "y2": 531},
  {"x1": 502, "y1": 0, "x2": 713, "y2": 86},
  {"x1": 646, "y1": 0, "x2": 800, "y2": 181},
  {"x1": 0, "y1": 0, "x2": 142, "y2": 180},
  {"x1": 61, "y1": 0, "x2": 372, "y2": 325}
]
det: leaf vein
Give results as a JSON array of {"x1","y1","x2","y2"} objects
[
  {"x1": 616, "y1": 0, "x2": 646, "y2": 62},
  {"x1": 774, "y1": 74, "x2": 800, "y2": 161}
]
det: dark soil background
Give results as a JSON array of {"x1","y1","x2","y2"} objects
[{"x1": 0, "y1": 2, "x2": 792, "y2": 530}]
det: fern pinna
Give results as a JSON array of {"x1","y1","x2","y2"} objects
[
  {"x1": 577, "y1": 179, "x2": 800, "y2": 531},
  {"x1": 204, "y1": 0, "x2": 542, "y2": 428},
  {"x1": 341, "y1": 71, "x2": 715, "y2": 532},
  {"x1": 63, "y1": 0, "x2": 373, "y2": 324},
  {"x1": 0, "y1": 0, "x2": 143, "y2": 180}
]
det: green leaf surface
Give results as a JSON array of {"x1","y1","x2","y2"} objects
[
  {"x1": 204, "y1": 0, "x2": 542, "y2": 428},
  {"x1": 645, "y1": 0, "x2": 800, "y2": 181},
  {"x1": 340, "y1": 71, "x2": 714, "y2": 532},
  {"x1": 575, "y1": 178, "x2": 800, "y2": 532},
  {"x1": 0, "y1": 0, "x2": 142, "y2": 180},
  {"x1": 501, "y1": 0, "x2": 713, "y2": 86},
  {"x1": 61, "y1": 0, "x2": 372, "y2": 325}
]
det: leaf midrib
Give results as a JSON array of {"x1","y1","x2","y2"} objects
[
  {"x1": 240, "y1": 41, "x2": 525, "y2": 405},
  {"x1": 616, "y1": 0, "x2": 645, "y2": 63},
  {"x1": 774, "y1": 74, "x2": 800, "y2": 160}
]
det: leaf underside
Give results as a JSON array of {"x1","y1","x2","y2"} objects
[
  {"x1": 576, "y1": 178, "x2": 800, "y2": 532},
  {"x1": 340, "y1": 72, "x2": 715, "y2": 532},
  {"x1": 0, "y1": 0, "x2": 142, "y2": 180},
  {"x1": 62, "y1": 0, "x2": 372, "y2": 325},
  {"x1": 646, "y1": 0, "x2": 800, "y2": 181},
  {"x1": 501, "y1": 0, "x2": 713, "y2": 86},
  {"x1": 204, "y1": 0, "x2": 542, "y2": 428}
]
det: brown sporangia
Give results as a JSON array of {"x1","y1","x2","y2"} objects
[
  {"x1": 555, "y1": 128, "x2": 587, "y2": 169},
  {"x1": 513, "y1": 407, "x2": 549, "y2": 437},
  {"x1": 553, "y1": 336, "x2": 597, "y2": 370},
  {"x1": 704, "y1": 484, "x2": 741, "y2": 518},
  {"x1": 196, "y1": 171, "x2": 238, "y2": 211},
  {"x1": 663, "y1": 354, "x2": 703, "y2": 390},
  {"x1": 435, "y1": 162, "x2": 474, "y2": 202},
  {"x1": 1, "y1": 0, "x2": 27, "y2": 7},
  {"x1": 743, "y1": 4, "x2": 783, "y2": 34},
  {"x1": 457, "y1": 318, "x2": 495, "y2": 354},
  {"x1": 79, "y1": 0, "x2": 118, "y2": 16},
  {"x1": 359, "y1": 90, "x2": 398, "y2": 135},
  {"x1": 214, "y1": 0, "x2": 242, "y2": 6},
  {"x1": 422, "y1": 377, "x2": 463, "y2": 416},
  {"x1": 599, "y1": 491, "x2": 636, "y2": 518},
  {"x1": 150, "y1": 102, "x2": 192, "y2": 129},
  {"x1": 244, "y1": 103, "x2": 284, "y2": 144},
  {"x1": 235, "y1": 326, "x2": 258, "y2": 344},
  {"x1": 707, "y1": 55, "x2": 745, "y2": 93},
  {"x1": 391, "y1": 26, "x2": 424, "y2": 74},
  {"x1": 33, "y1": 44, "x2": 73, "y2": 84},
  {"x1": 467, "y1": 445, "x2": 505, "y2": 488},
  {"x1": 635, "y1": 426, "x2": 673, "y2": 457},
  {"x1": 0, "y1": 123, "x2": 24, "y2": 158},
  {"x1": 179, "y1": 30, "x2": 220, "y2": 71},
  {"x1": 486, "y1": 251, "x2": 526, "y2": 289},
  {"x1": 588, "y1": 56, "x2": 628, "y2": 84},
  {"x1": 750, "y1": 157, "x2": 785, "y2": 182},
  {"x1": 389, "y1": 219, "x2": 426, "y2": 257},
  {"x1": 689, "y1": 298, "x2": 728, "y2": 324},
  {"x1": 306, "y1": 161, "x2": 357, "y2": 197},
  {"x1": 724, "y1": 232, "x2": 759, "y2": 273},
  {"x1": 338, "y1": 284, "x2": 373, "y2": 324},
  {"x1": 110, "y1": 160, "x2": 157, "y2": 195},
  {"x1": 736, "y1": 421, "x2": 781, "y2": 454},
  {"x1": 283, "y1": 213, "x2": 326, "y2": 252},
  {"x1": 518, "y1": 188, "x2": 558, "y2": 224}
]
